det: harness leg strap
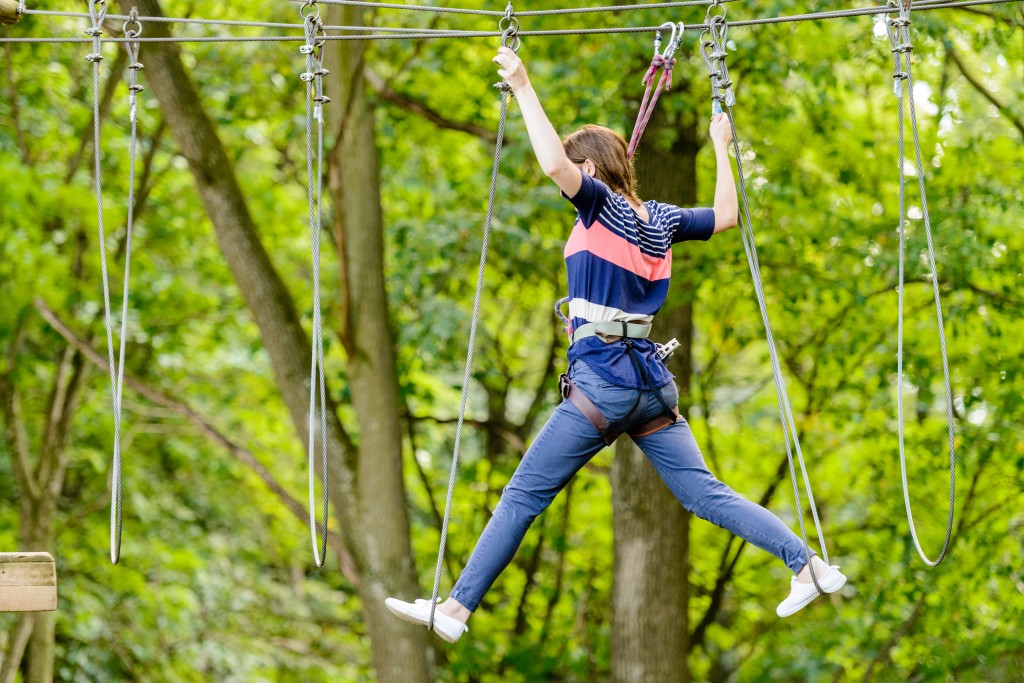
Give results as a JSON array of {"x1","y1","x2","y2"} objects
[
  {"x1": 627, "y1": 408, "x2": 680, "y2": 438},
  {"x1": 560, "y1": 374, "x2": 619, "y2": 445},
  {"x1": 559, "y1": 374, "x2": 680, "y2": 445}
]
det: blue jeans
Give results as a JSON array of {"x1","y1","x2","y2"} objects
[{"x1": 449, "y1": 362, "x2": 812, "y2": 612}]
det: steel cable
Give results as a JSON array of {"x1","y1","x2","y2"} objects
[
  {"x1": 426, "y1": 6, "x2": 516, "y2": 634},
  {"x1": 3, "y1": 0, "x2": 1019, "y2": 44},
  {"x1": 701, "y1": 0, "x2": 829, "y2": 594},
  {"x1": 887, "y1": 1, "x2": 956, "y2": 567}
]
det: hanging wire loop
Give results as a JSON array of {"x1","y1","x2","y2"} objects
[
  {"x1": 301, "y1": 0, "x2": 331, "y2": 568},
  {"x1": 428, "y1": 4, "x2": 514, "y2": 633},
  {"x1": 698, "y1": 2, "x2": 830, "y2": 595},
  {"x1": 89, "y1": 0, "x2": 141, "y2": 565},
  {"x1": 886, "y1": 0, "x2": 956, "y2": 568}
]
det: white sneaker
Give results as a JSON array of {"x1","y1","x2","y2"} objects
[
  {"x1": 384, "y1": 597, "x2": 469, "y2": 643},
  {"x1": 776, "y1": 565, "x2": 848, "y2": 618}
]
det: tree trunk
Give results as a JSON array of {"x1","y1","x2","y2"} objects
[
  {"x1": 122, "y1": 2, "x2": 431, "y2": 680},
  {"x1": 326, "y1": 5, "x2": 433, "y2": 682},
  {"x1": 611, "y1": 100, "x2": 701, "y2": 683},
  {"x1": 2, "y1": 334, "x2": 85, "y2": 682}
]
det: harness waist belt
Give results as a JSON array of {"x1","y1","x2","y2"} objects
[{"x1": 571, "y1": 320, "x2": 652, "y2": 345}]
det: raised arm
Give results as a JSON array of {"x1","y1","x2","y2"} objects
[
  {"x1": 493, "y1": 47, "x2": 582, "y2": 198},
  {"x1": 709, "y1": 113, "x2": 739, "y2": 234}
]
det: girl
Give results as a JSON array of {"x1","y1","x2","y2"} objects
[{"x1": 386, "y1": 47, "x2": 846, "y2": 644}]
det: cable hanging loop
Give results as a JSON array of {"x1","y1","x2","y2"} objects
[
  {"x1": 124, "y1": 10, "x2": 144, "y2": 124},
  {"x1": 697, "y1": 9, "x2": 830, "y2": 594},
  {"x1": 300, "y1": 0, "x2": 331, "y2": 568},
  {"x1": 85, "y1": 0, "x2": 106, "y2": 61},
  {"x1": 429, "y1": 5, "x2": 514, "y2": 633},
  {"x1": 884, "y1": 0, "x2": 956, "y2": 569},
  {"x1": 885, "y1": 0, "x2": 914, "y2": 96},
  {"x1": 700, "y1": 8, "x2": 733, "y2": 113}
]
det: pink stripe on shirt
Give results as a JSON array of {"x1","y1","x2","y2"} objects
[{"x1": 564, "y1": 219, "x2": 673, "y2": 282}]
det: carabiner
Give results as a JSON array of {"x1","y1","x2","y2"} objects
[
  {"x1": 662, "y1": 21, "x2": 685, "y2": 61},
  {"x1": 653, "y1": 21, "x2": 675, "y2": 57}
]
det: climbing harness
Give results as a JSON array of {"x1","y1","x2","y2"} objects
[
  {"x1": 626, "y1": 21, "x2": 684, "y2": 159},
  {"x1": 885, "y1": 0, "x2": 956, "y2": 566},
  {"x1": 300, "y1": 0, "x2": 331, "y2": 568},
  {"x1": 699, "y1": 0, "x2": 829, "y2": 594},
  {"x1": 87, "y1": 1, "x2": 144, "y2": 565},
  {"x1": 558, "y1": 336, "x2": 682, "y2": 446},
  {"x1": 427, "y1": 2, "x2": 518, "y2": 632}
]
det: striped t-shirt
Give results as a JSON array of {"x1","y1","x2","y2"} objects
[{"x1": 563, "y1": 171, "x2": 715, "y2": 389}]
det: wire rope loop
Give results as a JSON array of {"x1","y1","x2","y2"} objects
[
  {"x1": 429, "y1": 20, "x2": 513, "y2": 633},
  {"x1": 887, "y1": 0, "x2": 955, "y2": 569},
  {"x1": 301, "y1": 2, "x2": 330, "y2": 568},
  {"x1": 88, "y1": 0, "x2": 107, "y2": 24},
  {"x1": 500, "y1": 27, "x2": 520, "y2": 52}
]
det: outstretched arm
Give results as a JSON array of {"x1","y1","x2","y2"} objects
[
  {"x1": 493, "y1": 47, "x2": 582, "y2": 198},
  {"x1": 709, "y1": 113, "x2": 738, "y2": 234}
]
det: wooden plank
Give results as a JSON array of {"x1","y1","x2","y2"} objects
[
  {"x1": 0, "y1": 553, "x2": 58, "y2": 612},
  {"x1": 0, "y1": 586, "x2": 58, "y2": 612}
]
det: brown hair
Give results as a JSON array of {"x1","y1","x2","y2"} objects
[{"x1": 562, "y1": 125, "x2": 640, "y2": 205}]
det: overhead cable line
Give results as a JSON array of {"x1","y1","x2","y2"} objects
[
  {"x1": 2, "y1": 0, "x2": 1020, "y2": 44},
  {"x1": 20, "y1": 8, "x2": 485, "y2": 33},
  {"x1": 285, "y1": 0, "x2": 739, "y2": 16}
]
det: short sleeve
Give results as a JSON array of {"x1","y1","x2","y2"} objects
[
  {"x1": 662, "y1": 205, "x2": 716, "y2": 243},
  {"x1": 561, "y1": 171, "x2": 611, "y2": 227}
]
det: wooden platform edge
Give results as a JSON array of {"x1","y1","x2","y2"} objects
[{"x1": 0, "y1": 552, "x2": 58, "y2": 612}]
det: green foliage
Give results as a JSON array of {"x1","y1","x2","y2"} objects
[{"x1": 2, "y1": 0, "x2": 1023, "y2": 681}]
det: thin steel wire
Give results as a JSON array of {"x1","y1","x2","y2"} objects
[
  {"x1": 887, "y1": 2, "x2": 956, "y2": 567},
  {"x1": 426, "y1": 20, "x2": 515, "y2": 628},
  {"x1": 3, "y1": 0, "x2": 1019, "y2": 44},
  {"x1": 303, "y1": 9, "x2": 331, "y2": 569},
  {"x1": 700, "y1": 1, "x2": 828, "y2": 594}
]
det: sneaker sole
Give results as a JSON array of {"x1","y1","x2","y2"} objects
[{"x1": 777, "y1": 568, "x2": 848, "y2": 617}]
